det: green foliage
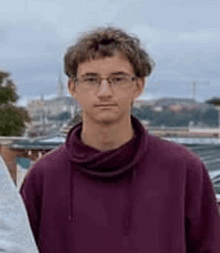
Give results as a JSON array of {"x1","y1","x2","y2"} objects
[
  {"x1": 0, "y1": 71, "x2": 30, "y2": 136},
  {"x1": 0, "y1": 72, "x2": 10, "y2": 85},
  {"x1": 132, "y1": 106, "x2": 155, "y2": 121},
  {"x1": 132, "y1": 105, "x2": 218, "y2": 127},
  {"x1": 0, "y1": 72, "x2": 19, "y2": 104},
  {"x1": 201, "y1": 108, "x2": 218, "y2": 127}
]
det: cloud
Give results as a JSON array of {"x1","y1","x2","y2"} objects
[
  {"x1": 1, "y1": 0, "x2": 220, "y2": 104},
  {"x1": 178, "y1": 30, "x2": 220, "y2": 43},
  {"x1": 0, "y1": 18, "x2": 64, "y2": 58},
  {"x1": 0, "y1": 28, "x2": 6, "y2": 43},
  {"x1": 1, "y1": 0, "x2": 64, "y2": 24},
  {"x1": 0, "y1": 18, "x2": 67, "y2": 98}
]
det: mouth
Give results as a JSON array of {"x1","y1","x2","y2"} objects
[
  {"x1": 95, "y1": 104, "x2": 117, "y2": 110},
  {"x1": 95, "y1": 104, "x2": 117, "y2": 107}
]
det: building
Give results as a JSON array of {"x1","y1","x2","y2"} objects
[
  {"x1": 26, "y1": 73, "x2": 78, "y2": 121},
  {"x1": 27, "y1": 96, "x2": 77, "y2": 120},
  {"x1": 152, "y1": 106, "x2": 163, "y2": 112},
  {"x1": 168, "y1": 104, "x2": 183, "y2": 112},
  {"x1": 154, "y1": 98, "x2": 197, "y2": 107},
  {"x1": 133, "y1": 99, "x2": 155, "y2": 109}
]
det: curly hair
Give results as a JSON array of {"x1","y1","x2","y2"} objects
[{"x1": 64, "y1": 26, "x2": 155, "y2": 79}]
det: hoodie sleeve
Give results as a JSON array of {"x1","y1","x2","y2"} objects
[
  {"x1": 185, "y1": 160, "x2": 220, "y2": 253},
  {"x1": 0, "y1": 157, "x2": 38, "y2": 253}
]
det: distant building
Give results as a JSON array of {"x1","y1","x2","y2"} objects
[
  {"x1": 43, "y1": 96, "x2": 76, "y2": 117},
  {"x1": 169, "y1": 104, "x2": 183, "y2": 112},
  {"x1": 133, "y1": 99, "x2": 155, "y2": 109},
  {"x1": 26, "y1": 99, "x2": 44, "y2": 120},
  {"x1": 140, "y1": 120, "x2": 151, "y2": 127},
  {"x1": 27, "y1": 96, "x2": 77, "y2": 120},
  {"x1": 152, "y1": 106, "x2": 163, "y2": 112},
  {"x1": 27, "y1": 73, "x2": 79, "y2": 121},
  {"x1": 154, "y1": 98, "x2": 196, "y2": 107}
]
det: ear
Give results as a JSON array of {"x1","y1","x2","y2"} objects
[
  {"x1": 68, "y1": 78, "x2": 76, "y2": 98},
  {"x1": 133, "y1": 77, "x2": 145, "y2": 100}
]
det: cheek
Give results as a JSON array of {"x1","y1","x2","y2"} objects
[
  {"x1": 77, "y1": 93, "x2": 94, "y2": 109},
  {"x1": 117, "y1": 90, "x2": 134, "y2": 104}
]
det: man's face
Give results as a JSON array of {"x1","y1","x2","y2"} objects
[{"x1": 68, "y1": 52, "x2": 144, "y2": 125}]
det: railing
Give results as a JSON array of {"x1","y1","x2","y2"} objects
[{"x1": 0, "y1": 136, "x2": 28, "y2": 145}]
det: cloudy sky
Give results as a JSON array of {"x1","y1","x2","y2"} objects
[{"x1": 1, "y1": 0, "x2": 220, "y2": 106}]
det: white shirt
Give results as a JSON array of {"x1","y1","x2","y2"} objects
[{"x1": 0, "y1": 156, "x2": 38, "y2": 253}]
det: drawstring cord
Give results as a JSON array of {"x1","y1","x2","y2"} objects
[
  {"x1": 122, "y1": 167, "x2": 136, "y2": 236},
  {"x1": 68, "y1": 162, "x2": 76, "y2": 222}
]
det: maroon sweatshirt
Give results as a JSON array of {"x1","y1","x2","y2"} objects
[{"x1": 20, "y1": 116, "x2": 220, "y2": 253}]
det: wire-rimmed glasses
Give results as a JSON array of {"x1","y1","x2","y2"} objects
[{"x1": 74, "y1": 74, "x2": 136, "y2": 91}]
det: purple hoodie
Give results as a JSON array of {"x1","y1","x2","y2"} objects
[{"x1": 20, "y1": 116, "x2": 220, "y2": 253}]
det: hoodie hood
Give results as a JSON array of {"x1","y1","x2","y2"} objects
[
  {"x1": 65, "y1": 115, "x2": 149, "y2": 178},
  {"x1": 64, "y1": 115, "x2": 149, "y2": 236}
]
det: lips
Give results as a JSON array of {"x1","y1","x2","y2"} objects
[{"x1": 95, "y1": 104, "x2": 117, "y2": 107}]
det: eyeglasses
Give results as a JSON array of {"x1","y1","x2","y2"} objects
[{"x1": 74, "y1": 74, "x2": 136, "y2": 90}]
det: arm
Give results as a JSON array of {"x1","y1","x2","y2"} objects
[
  {"x1": 0, "y1": 157, "x2": 38, "y2": 253},
  {"x1": 185, "y1": 161, "x2": 220, "y2": 253}
]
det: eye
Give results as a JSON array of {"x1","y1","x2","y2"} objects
[
  {"x1": 111, "y1": 76, "x2": 126, "y2": 83},
  {"x1": 84, "y1": 77, "x2": 98, "y2": 83}
]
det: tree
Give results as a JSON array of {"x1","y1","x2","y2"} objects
[
  {"x1": 201, "y1": 107, "x2": 218, "y2": 127},
  {"x1": 0, "y1": 71, "x2": 31, "y2": 136}
]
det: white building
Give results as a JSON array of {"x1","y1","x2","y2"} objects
[{"x1": 27, "y1": 96, "x2": 77, "y2": 120}]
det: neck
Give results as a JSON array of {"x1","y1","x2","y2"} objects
[{"x1": 80, "y1": 115, "x2": 135, "y2": 152}]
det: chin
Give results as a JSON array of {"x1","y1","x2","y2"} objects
[
  {"x1": 85, "y1": 110, "x2": 127, "y2": 125},
  {"x1": 93, "y1": 114, "x2": 120, "y2": 125}
]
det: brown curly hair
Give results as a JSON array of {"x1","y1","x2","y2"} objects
[{"x1": 64, "y1": 26, "x2": 155, "y2": 79}]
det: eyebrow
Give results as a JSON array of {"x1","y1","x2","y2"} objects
[
  {"x1": 81, "y1": 73, "x2": 98, "y2": 77},
  {"x1": 81, "y1": 71, "x2": 130, "y2": 77},
  {"x1": 110, "y1": 71, "x2": 129, "y2": 76}
]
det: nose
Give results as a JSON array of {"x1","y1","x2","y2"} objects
[{"x1": 96, "y1": 79, "x2": 113, "y2": 96}]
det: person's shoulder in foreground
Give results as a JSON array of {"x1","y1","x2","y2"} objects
[{"x1": 0, "y1": 156, "x2": 38, "y2": 253}]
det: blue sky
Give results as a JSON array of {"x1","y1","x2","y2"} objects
[{"x1": 1, "y1": 0, "x2": 220, "y2": 106}]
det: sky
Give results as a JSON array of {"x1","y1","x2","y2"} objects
[{"x1": 1, "y1": 0, "x2": 220, "y2": 107}]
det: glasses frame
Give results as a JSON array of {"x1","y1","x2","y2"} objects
[{"x1": 74, "y1": 74, "x2": 137, "y2": 91}]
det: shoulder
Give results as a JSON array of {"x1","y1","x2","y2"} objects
[
  {"x1": 147, "y1": 134, "x2": 204, "y2": 170},
  {"x1": 25, "y1": 145, "x2": 68, "y2": 179},
  {"x1": 146, "y1": 134, "x2": 210, "y2": 193},
  {"x1": 21, "y1": 145, "x2": 69, "y2": 195}
]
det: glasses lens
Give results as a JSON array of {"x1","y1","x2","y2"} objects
[
  {"x1": 76, "y1": 75, "x2": 135, "y2": 90},
  {"x1": 77, "y1": 77, "x2": 99, "y2": 88},
  {"x1": 110, "y1": 76, "x2": 127, "y2": 85}
]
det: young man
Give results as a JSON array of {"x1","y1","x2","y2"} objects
[
  {"x1": 20, "y1": 27, "x2": 220, "y2": 253},
  {"x1": 0, "y1": 156, "x2": 38, "y2": 253}
]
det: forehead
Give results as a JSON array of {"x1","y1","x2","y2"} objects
[{"x1": 77, "y1": 53, "x2": 134, "y2": 76}]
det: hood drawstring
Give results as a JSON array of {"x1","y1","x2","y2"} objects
[
  {"x1": 68, "y1": 162, "x2": 76, "y2": 222},
  {"x1": 122, "y1": 166, "x2": 136, "y2": 237}
]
